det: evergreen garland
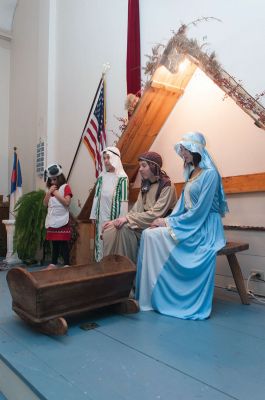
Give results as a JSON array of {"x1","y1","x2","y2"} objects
[{"x1": 14, "y1": 190, "x2": 47, "y2": 262}]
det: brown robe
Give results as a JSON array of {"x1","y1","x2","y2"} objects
[{"x1": 103, "y1": 183, "x2": 177, "y2": 263}]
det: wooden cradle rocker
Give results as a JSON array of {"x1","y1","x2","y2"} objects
[{"x1": 6, "y1": 255, "x2": 138, "y2": 335}]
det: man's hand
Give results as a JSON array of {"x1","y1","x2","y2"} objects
[
  {"x1": 102, "y1": 217, "x2": 128, "y2": 236},
  {"x1": 150, "y1": 218, "x2": 166, "y2": 229},
  {"x1": 102, "y1": 221, "x2": 114, "y2": 233},
  {"x1": 113, "y1": 216, "x2": 127, "y2": 229}
]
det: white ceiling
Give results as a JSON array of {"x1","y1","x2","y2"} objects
[{"x1": 0, "y1": 0, "x2": 17, "y2": 35}]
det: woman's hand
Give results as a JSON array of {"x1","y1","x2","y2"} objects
[{"x1": 150, "y1": 218, "x2": 166, "y2": 229}]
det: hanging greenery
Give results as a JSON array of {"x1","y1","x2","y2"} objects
[{"x1": 14, "y1": 190, "x2": 47, "y2": 263}]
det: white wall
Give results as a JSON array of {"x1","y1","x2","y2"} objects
[
  {"x1": 140, "y1": 0, "x2": 265, "y2": 103},
  {"x1": 0, "y1": 38, "x2": 10, "y2": 198},
  {"x1": 151, "y1": 69, "x2": 265, "y2": 182},
  {"x1": 54, "y1": 0, "x2": 128, "y2": 215}
]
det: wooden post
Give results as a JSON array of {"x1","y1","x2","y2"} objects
[
  {"x1": 226, "y1": 253, "x2": 250, "y2": 305},
  {"x1": 70, "y1": 221, "x2": 95, "y2": 265}
]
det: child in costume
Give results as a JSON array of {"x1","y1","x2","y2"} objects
[
  {"x1": 43, "y1": 163, "x2": 73, "y2": 266},
  {"x1": 90, "y1": 147, "x2": 128, "y2": 261}
]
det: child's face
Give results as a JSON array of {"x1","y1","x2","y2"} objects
[
  {"x1": 103, "y1": 154, "x2": 114, "y2": 171},
  {"x1": 139, "y1": 161, "x2": 154, "y2": 181},
  {"x1": 50, "y1": 177, "x2": 58, "y2": 185}
]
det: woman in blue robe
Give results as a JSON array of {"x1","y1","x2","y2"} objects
[{"x1": 135, "y1": 132, "x2": 229, "y2": 320}]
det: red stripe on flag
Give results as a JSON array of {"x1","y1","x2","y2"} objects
[
  {"x1": 86, "y1": 128, "x2": 97, "y2": 150},
  {"x1": 83, "y1": 136, "x2": 95, "y2": 158},
  {"x1": 85, "y1": 128, "x2": 102, "y2": 170},
  {"x1": 90, "y1": 119, "x2": 98, "y2": 132},
  {"x1": 11, "y1": 170, "x2": 17, "y2": 182}
]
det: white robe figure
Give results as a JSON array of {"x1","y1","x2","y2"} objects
[{"x1": 90, "y1": 147, "x2": 129, "y2": 261}]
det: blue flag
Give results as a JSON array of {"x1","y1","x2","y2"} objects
[{"x1": 9, "y1": 150, "x2": 23, "y2": 218}]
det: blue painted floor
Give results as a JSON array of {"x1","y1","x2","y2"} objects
[{"x1": 1, "y1": 265, "x2": 265, "y2": 400}]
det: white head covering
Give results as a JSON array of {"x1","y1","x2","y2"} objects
[
  {"x1": 175, "y1": 132, "x2": 228, "y2": 216},
  {"x1": 101, "y1": 146, "x2": 127, "y2": 177}
]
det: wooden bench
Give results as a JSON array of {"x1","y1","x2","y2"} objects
[{"x1": 217, "y1": 241, "x2": 250, "y2": 305}]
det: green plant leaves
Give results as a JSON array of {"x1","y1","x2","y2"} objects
[{"x1": 14, "y1": 190, "x2": 47, "y2": 262}]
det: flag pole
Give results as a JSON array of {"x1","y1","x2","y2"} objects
[
  {"x1": 9, "y1": 147, "x2": 17, "y2": 219},
  {"x1": 67, "y1": 63, "x2": 110, "y2": 182}
]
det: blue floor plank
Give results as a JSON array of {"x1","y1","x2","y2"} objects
[
  {"x1": 1, "y1": 267, "x2": 265, "y2": 400},
  {"x1": 0, "y1": 327, "x2": 91, "y2": 400},
  {"x1": 91, "y1": 305, "x2": 265, "y2": 400},
  {"x1": 0, "y1": 313, "x2": 234, "y2": 400}
]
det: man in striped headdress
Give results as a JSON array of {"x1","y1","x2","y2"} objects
[
  {"x1": 102, "y1": 151, "x2": 177, "y2": 264},
  {"x1": 90, "y1": 146, "x2": 129, "y2": 261}
]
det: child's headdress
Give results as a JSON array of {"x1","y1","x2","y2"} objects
[{"x1": 44, "y1": 163, "x2": 63, "y2": 182}]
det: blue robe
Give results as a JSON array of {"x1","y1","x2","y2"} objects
[{"x1": 135, "y1": 168, "x2": 226, "y2": 320}]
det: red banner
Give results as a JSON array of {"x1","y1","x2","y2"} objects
[{"x1": 127, "y1": 0, "x2": 141, "y2": 95}]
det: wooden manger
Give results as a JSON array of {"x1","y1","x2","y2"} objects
[{"x1": 6, "y1": 255, "x2": 138, "y2": 335}]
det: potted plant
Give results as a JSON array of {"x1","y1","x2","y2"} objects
[{"x1": 14, "y1": 190, "x2": 47, "y2": 264}]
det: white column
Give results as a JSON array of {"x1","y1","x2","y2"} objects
[
  {"x1": 36, "y1": 0, "x2": 57, "y2": 190},
  {"x1": 2, "y1": 219, "x2": 22, "y2": 264}
]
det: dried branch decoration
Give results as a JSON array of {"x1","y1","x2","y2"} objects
[{"x1": 143, "y1": 18, "x2": 265, "y2": 129}]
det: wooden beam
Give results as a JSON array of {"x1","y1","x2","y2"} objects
[
  {"x1": 222, "y1": 172, "x2": 265, "y2": 194},
  {"x1": 77, "y1": 186, "x2": 95, "y2": 220},
  {"x1": 122, "y1": 163, "x2": 139, "y2": 170},
  {"x1": 224, "y1": 225, "x2": 265, "y2": 231},
  {"x1": 117, "y1": 85, "x2": 191, "y2": 181}
]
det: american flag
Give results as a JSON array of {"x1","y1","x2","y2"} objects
[{"x1": 83, "y1": 80, "x2": 106, "y2": 177}]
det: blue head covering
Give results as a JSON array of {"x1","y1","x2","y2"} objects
[{"x1": 175, "y1": 132, "x2": 228, "y2": 216}]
